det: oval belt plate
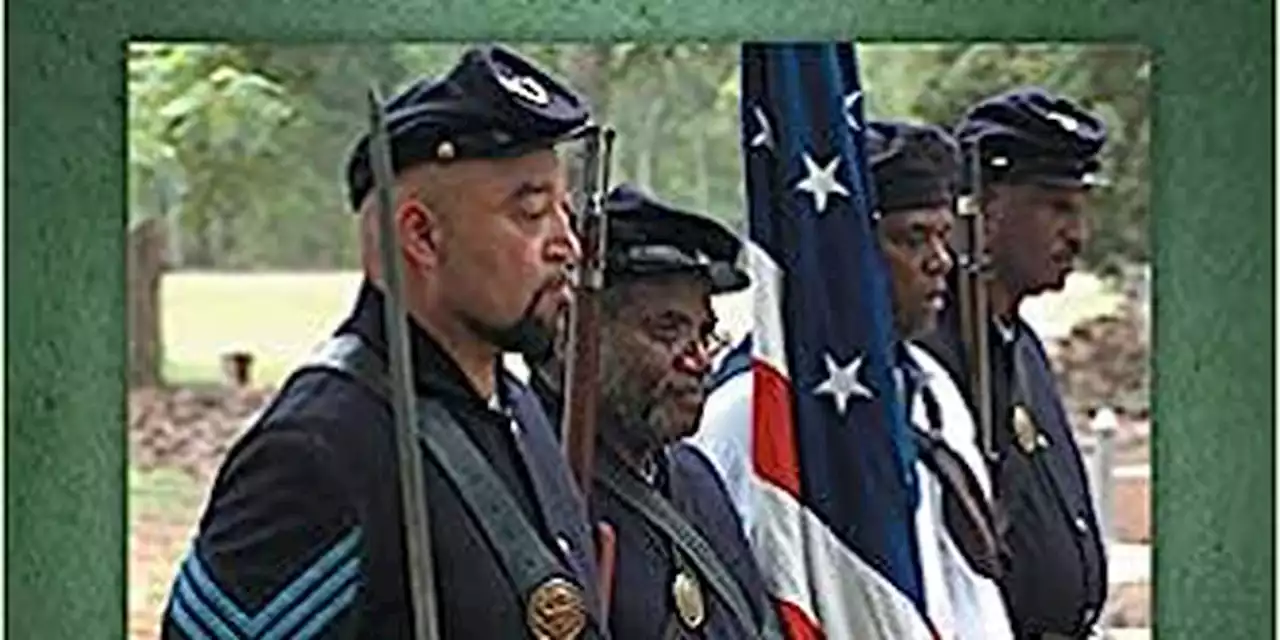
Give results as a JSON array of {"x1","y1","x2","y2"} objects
[
  {"x1": 527, "y1": 576, "x2": 587, "y2": 640},
  {"x1": 672, "y1": 570, "x2": 706, "y2": 630}
]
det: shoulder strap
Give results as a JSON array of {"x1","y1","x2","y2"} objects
[
  {"x1": 909, "y1": 382, "x2": 1010, "y2": 581},
  {"x1": 299, "y1": 335, "x2": 602, "y2": 638},
  {"x1": 595, "y1": 454, "x2": 784, "y2": 640}
]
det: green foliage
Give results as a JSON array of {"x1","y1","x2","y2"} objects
[
  {"x1": 128, "y1": 42, "x2": 1149, "y2": 274},
  {"x1": 129, "y1": 44, "x2": 300, "y2": 263},
  {"x1": 858, "y1": 43, "x2": 1150, "y2": 275}
]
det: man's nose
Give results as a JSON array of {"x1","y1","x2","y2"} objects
[
  {"x1": 1062, "y1": 213, "x2": 1089, "y2": 247},
  {"x1": 675, "y1": 339, "x2": 713, "y2": 377},
  {"x1": 547, "y1": 203, "x2": 583, "y2": 266},
  {"x1": 926, "y1": 238, "x2": 954, "y2": 276}
]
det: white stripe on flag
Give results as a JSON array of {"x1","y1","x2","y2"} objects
[
  {"x1": 748, "y1": 477, "x2": 937, "y2": 640},
  {"x1": 747, "y1": 238, "x2": 790, "y2": 379}
]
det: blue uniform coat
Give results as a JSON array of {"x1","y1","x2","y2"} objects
[
  {"x1": 532, "y1": 373, "x2": 776, "y2": 640},
  {"x1": 160, "y1": 282, "x2": 607, "y2": 639},
  {"x1": 918, "y1": 309, "x2": 1107, "y2": 639}
]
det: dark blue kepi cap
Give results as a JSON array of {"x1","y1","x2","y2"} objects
[
  {"x1": 603, "y1": 183, "x2": 750, "y2": 295},
  {"x1": 344, "y1": 45, "x2": 593, "y2": 210},
  {"x1": 864, "y1": 120, "x2": 961, "y2": 217},
  {"x1": 954, "y1": 87, "x2": 1108, "y2": 190}
]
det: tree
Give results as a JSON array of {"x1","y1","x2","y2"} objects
[
  {"x1": 126, "y1": 42, "x2": 1149, "y2": 277},
  {"x1": 858, "y1": 43, "x2": 1150, "y2": 277},
  {"x1": 127, "y1": 43, "x2": 301, "y2": 384}
]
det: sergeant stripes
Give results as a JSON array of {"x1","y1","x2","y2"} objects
[{"x1": 167, "y1": 527, "x2": 364, "y2": 639}]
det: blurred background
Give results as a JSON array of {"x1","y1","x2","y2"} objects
[{"x1": 127, "y1": 41, "x2": 1151, "y2": 639}]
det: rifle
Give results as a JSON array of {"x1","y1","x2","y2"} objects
[
  {"x1": 561, "y1": 124, "x2": 615, "y2": 497},
  {"x1": 954, "y1": 139, "x2": 996, "y2": 465},
  {"x1": 560, "y1": 124, "x2": 618, "y2": 610},
  {"x1": 366, "y1": 86, "x2": 441, "y2": 640}
]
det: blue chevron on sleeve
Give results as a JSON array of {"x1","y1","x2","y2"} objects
[{"x1": 165, "y1": 527, "x2": 364, "y2": 639}]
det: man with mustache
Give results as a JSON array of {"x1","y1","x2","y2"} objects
[
  {"x1": 916, "y1": 87, "x2": 1110, "y2": 639},
  {"x1": 693, "y1": 120, "x2": 1014, "y2": 639},
  {"x1": 161, "y1": 46, "x2": 610, "y2": 639},
  {"x1": 528, "y1": 184, "x2": 783, "y2": 639}
]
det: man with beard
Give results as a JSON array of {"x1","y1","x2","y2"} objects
[
  {"x1": 161, "y1": 46, "x2": 610, "y2": 639},
  {"x1": 691, "y1": 120, "x2": 1013, "y2": 639},
  {"x1": 528, "y1": 184, "x2": 783, "y2": 640},
  {"x1": 916, "y1": 87, "x2": 1110, "y2": 639}
]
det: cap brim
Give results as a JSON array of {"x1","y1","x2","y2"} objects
[
  {"x1": 609, "y1": 260, "x2": 750, "y2": 296},
  {"x1": 1027, "y1": 171, "x2": 1109, "y2": 189},
  {"x1": 707, "y1": 264, "x2": 751, "y2": 294}
]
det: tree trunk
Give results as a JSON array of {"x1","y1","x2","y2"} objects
[
  {"x1": 128, "y1": 218, "x2": 168, "y2": 388},
  {"x1": 559, "y1": 44, "x2": 613, "y2": 122}
]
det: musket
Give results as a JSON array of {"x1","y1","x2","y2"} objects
[
  {"x1": 954, "y1": 138, "x2": 996, "y2": 465},
  {"x1": 366, "y1": 86, "x2": 441, "y2": 640},
  {"x1": 560, "y1": 124, "x2": 619, "y2": 612},
  {"x1": 561, "y1": 124, "x2": 616, "y2": 498}
]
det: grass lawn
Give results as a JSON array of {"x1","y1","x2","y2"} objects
[
  {"x1": 161, "y1": 271, "x2": 365, "y2": 386},
  {"x1": 159, "y1": 269, "x2": 1128, "y2": 386},
  {"x1": 128, "y1": 465, "x2": 208, "y2": 639},
  {"x1": 128, "y1": 466, "x2": 207, "y2": 515}
]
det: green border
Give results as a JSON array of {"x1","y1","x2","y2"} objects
[{"x1": 7, "y1": 0, "x2": 1274, "y2": 638}]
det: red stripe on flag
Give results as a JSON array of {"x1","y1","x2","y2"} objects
[
  {"x1": 751, "y1": 359, "x2": 801, "y2": 497},
  {"x1": 775, "y1": 598, "x2": 824, "y2": 640}
]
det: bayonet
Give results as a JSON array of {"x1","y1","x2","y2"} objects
[{"x1": 366, "y1": 85, "x2": 441, "y2": 640}]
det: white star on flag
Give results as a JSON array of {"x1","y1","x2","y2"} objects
[
  {"x1": 814, "y1": 352, "x2": 875, "y2": 416},
  {"x1": 750, "y1": 105, "x2": 773, "y2": 148},
  {"x1": 844, "y1": 90, "x2": 863, "y2": 130},
  {"x1": 795, "y1": 152, "x2": 850, "y2": 214}
]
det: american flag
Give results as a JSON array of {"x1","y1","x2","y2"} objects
[{"x1": 696, "y1": 42, "x2": 937, "y2": 639}]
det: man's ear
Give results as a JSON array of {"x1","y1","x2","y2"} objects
[{"x1": 398, "y1": 198, "x2": 441, "y2": 269}]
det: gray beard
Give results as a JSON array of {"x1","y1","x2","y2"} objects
[{"x1": 599, "y1": 358, "x2": 666, "y2": 458}]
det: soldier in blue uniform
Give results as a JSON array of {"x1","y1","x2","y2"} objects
[
  {"x1": 916, "y1": 87, "x2": 1110, "y2": 639},
  {"x1": 528, "y1": 184, "x2": 783, "y2": 639},
  {"x1": 160, "y1": 45, "x2": 611, "y2": 639}
]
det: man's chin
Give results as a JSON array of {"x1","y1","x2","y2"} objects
[
  {"x1": 664, "y1": 405, "x2": 705, "y2": 441},
  {"x1": 1029, "y1": 274, "x2": 1070, "y2": 297},
  {"x1": 908, "y1": 318, "x2": 937, "y2": 340},
  {"x1": 473, "y1": 313, "x2": 556, "y2": 360},
  {"x1": 896, "y1": 310, "x2": 936, "y2": 341}
]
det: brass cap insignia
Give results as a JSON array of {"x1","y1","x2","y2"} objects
[
  {"x1": 1045, "y1": 109, "x2": 1081, "y2": 133},
  {"x1": 497, "y1": 71, "x2": 551, "y2": 106},
  {"x1": 527, "y1": 576, "x2": 587, "y2": 640},
  {"x1": 672, "y1": 570, "x2": 706, "y2": 630}
]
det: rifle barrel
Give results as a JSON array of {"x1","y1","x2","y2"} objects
[
  {"x1": 561, "y1": 126, "x2": 615, "y2": 498},
  {"x1": 956, "y1": 141, "x2": 995, "y2": 463}
]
